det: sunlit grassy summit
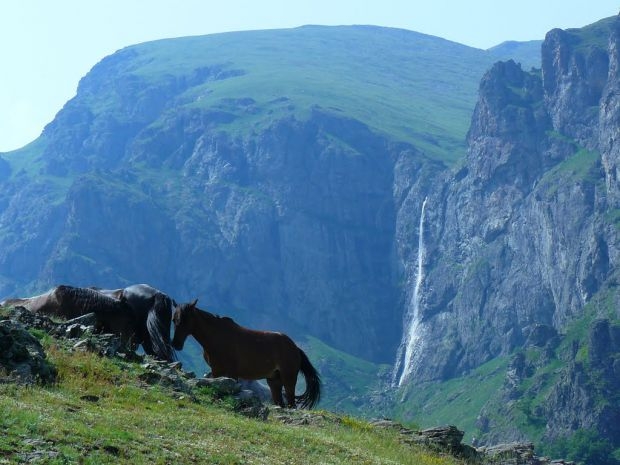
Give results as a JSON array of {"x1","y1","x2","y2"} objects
[{"x1": 71, "y1": 25, "x2": 528, "y2": 164}]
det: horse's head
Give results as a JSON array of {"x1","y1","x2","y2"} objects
[{"x1": 171, "y1": 298, "x2": 198, "y2": 351}]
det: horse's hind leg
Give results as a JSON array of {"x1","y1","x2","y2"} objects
[
  {"x1": 266, "y1": 374, "x2": 284, "y2": 407},
  {"x1": 282, "y1": 371, "x2": 298, "y2": 408}
]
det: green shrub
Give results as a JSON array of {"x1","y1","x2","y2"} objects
[{"x1": 539, "y1": 429, "x2": 619, "y2": 465}]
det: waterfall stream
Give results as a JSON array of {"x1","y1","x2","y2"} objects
[{"x1": 394, "y1": 197, "x2": 428, "y2": 387}]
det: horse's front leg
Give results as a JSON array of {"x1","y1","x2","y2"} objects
[
  {"x1": 202, "y1": 350, "x2": 213, "y2": 367},
  {"x1": 203, "y1": 351, "x2": 219, "y2": 378}
]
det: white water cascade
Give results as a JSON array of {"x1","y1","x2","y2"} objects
[{"x1": 394, "y1": 197, "x2": 428, "y2": 387}]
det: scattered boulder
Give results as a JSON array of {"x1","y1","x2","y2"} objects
[
  {"x1": 477, "y1": 442, "x2": 575, "y2": 464},
  {"x1": 0, "y1": 319, "x2": 56, "y2": 384},
  {"x1": 406, "y1": 425, "x2": 464, "y2": 448},
  {"x1": 7, "y1": 306, "x2": 59, "y2": 333},
  {"x1": 137, "y1": 360, "x2": 196, "y2": 395},
  {"x1": 190, "y1": 376, "x2": 241, "y2": 396},
  {"x1": 402, "y1": 425, "x2": 478, "y2": 461},
  {"x1": 479, "y1": 442, "x2": 536, "y2": 464},
  {"x1": 16, "y1": 438, "x2": 60, "y2": 464},
  {"x1": 370, "y1": 420, "x2": 576, "y2": 465},
  {"x1": 239, "y1": 379, "x2": 272, "y2": 402}
]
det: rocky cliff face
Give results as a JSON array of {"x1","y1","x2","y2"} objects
[
  {"x1": 394, "y1": 15, "x2": 620, "y2": 452},
  {"x1": 398, "y1": 14, "x2": 620, "y2": 383},
  {"x1": 1, "y1": 107, "x2": 418, "y2": 362}
]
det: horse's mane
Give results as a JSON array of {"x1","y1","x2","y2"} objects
[
  {"x1": 193, "y1": 305, "x2": 240, "y2": 329},
  {"x1": 57, "y1": 285, "x2": 126, "y2": 312},
  {"x1": 218, "y1": 315, "x2": 238, "y2": 328}
]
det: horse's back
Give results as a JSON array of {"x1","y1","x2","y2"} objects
[
  {"x1": 230, "y1": 328, "x2": 301, "y2": 375},
  {"x1": 58, "y1": 285, "x2": 128, "y2": 313},
  {"x1": 2, "y1": 286, "x2": 84, "y2": 317},
  {"x1": 123, "y1": 284, "x2": 161, "y2": 300},
  {"x1": 94, "y1": 287, "x2": 124, "y2": 299},
  {"x1": 121, "y1": 284, "x2": 175, "y2": 361},
  {"x1": 122, "y1": 284, "x2": 174, "y2": 313}
]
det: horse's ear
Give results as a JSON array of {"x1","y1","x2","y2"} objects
[{"x1": 190, "y1": 299, "x2": 198, "y2": 308}]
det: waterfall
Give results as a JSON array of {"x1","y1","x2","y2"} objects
[{"x1": 393, "y1": 197, "x2": 428, "y2": 387}]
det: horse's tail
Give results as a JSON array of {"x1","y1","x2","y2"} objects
[
  {"x1": 296, "y1": 348, "x2": 321, "y2": 409},
  {"x1": 146, "y1": 293, "x2": 176, "y2": 361}
]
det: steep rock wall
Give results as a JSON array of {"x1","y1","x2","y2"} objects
[{"x1": 398, "y1": 16, "x2": 620, "y2": 384}]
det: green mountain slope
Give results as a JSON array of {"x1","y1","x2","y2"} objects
[{"x1": 488, "y1": 40, "x2": 543, "y2": 70}]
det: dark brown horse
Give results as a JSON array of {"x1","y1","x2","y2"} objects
[
  {"x1": 1, "y1": 284, "x2": 176, "y2": 361},
  {"x1": 171, "y1": 300, "x2": 321, "y2": 409},
  {"x1": 1, "y1": 285, "x2": 136, "y2": 345},
  {"x1": 93, "y1": 284, "x2": 176, "y2": 361}
]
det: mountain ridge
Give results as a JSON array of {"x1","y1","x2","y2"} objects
[{"x1": 0, "y1": 24, "x2": 520, "y2": 362}]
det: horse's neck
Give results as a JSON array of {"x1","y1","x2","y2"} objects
[
  {"x1": 190, "y1": 310, "x2": 221, "y2": 349},
  {"x1": 29, "y1": 291, "x2": 56, "y2": 312}
]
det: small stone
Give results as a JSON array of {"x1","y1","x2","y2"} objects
[
  {"x1": 72, "y1": 339, "x2": 90, "y2": 351},
  {"x1": 65, "y1": 324, "x2": 86, "y2": 339},
  {"x1": 168, "y1": 361, "x2": 183, "y2": 370},
  {"x1": 195, "y1": 377, "x2": 241, "y2": 396}
]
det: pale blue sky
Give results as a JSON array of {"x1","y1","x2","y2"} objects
[{"x1": 1, "y1": 1, "x2": 618, "y2": 152}]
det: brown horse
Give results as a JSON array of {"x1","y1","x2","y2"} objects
[{"x1": 171, "y1": 300, "x2": 321, "y2": 409}]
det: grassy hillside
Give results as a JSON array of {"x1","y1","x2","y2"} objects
[
  {"x1": 115, "y1": 26, "x2": 494, "y2": 163},
  {"x1": 0, "y1": 315, "x2": 467, "y2": 465},
  {"x1": 393, "y1": 356, "x2": 509, "y2": 444}
]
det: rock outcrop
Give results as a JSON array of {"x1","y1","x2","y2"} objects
[
  {"x1": 373, "y1": 421, "x2": 575, "y2": 465},
  {"x1": 0, "y1": 319, "x2": 56, "y2": 384}
]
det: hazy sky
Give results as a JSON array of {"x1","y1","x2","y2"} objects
[{"x1": 1, "y1": 1, "x2": 618, "y2": 152}]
